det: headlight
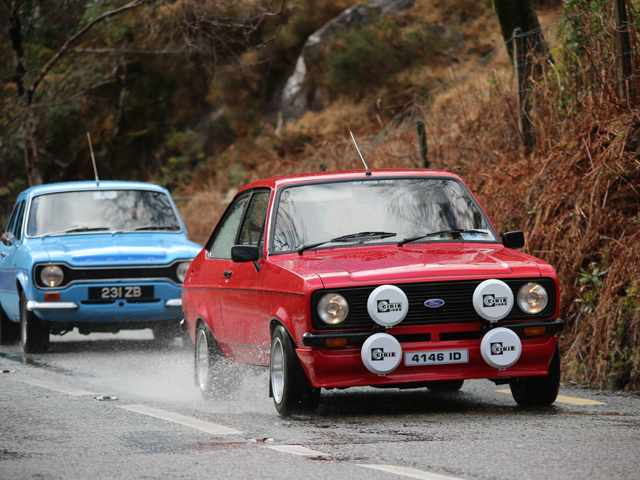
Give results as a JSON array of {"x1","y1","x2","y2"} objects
[
  {"x1": 41, "y1": 265, "x2": 64, "y2": 288},
  {"x1": 517, "y1": 282, "x2": 548, "y2": 314},
  {"x1": 317, "y1": 293, "x2": 349, "y2": 325},
  {"x1": 176, "y1": 262, "x2": 191, "y2": 283}
]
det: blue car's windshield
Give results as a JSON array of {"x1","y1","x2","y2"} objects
[
  {"x1": 26, "y1": 190, "x2": 181, "y2": 237},
  {"x1": 272, "y1": 178, "x2": 497, "y2": 253}
]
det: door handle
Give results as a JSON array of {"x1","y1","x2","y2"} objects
[{"x1": 223, "y1": 271, "x2": 232, "y2": 278}]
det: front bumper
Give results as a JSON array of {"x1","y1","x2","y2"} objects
[{"x1": 297, "y1": 319, "x2": 563, "y2": 389}]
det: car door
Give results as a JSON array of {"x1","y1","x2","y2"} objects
[
  {"x1": 190, "y1": 193, "x2": 252, "y2": 350},
  {"x1": 218, "y1": 189, "x2": 271, "y2": 364},
  {"x1": 0, "y1": 198, "x2": 27, "y2": 320}
]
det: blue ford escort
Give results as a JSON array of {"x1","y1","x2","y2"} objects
[{"x1": 0, "y1": 181, "x2": 201, "y2": 353}]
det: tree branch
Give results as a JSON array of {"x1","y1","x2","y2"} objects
[{"x1": 27, "y1": 0, "x2": 148, "y2": 98}]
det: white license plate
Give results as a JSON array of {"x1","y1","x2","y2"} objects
[{"x1": 405, "y1": 349, "x2": 469, "y2": 366}]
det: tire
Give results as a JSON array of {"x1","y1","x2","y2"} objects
[
  {"x1": 425, "y1": 379, "x2": 465, "y2": 392},
  {"x1": 20, "y1": 292, "x2": 50, "y2": 353},
  {"x1": 194, "y1": 322, "x2": 237, "y2": 400},
  {"x1": 0, "y1": 305, "x2": 19, "y2": 345},
  {"x1": 510, "y1": 346, "x2": 560, "y2": 407},
  {"x1": 270, "y1": 325, "x2": 319, "y2": 416},
  {"x1": 152, "y1": 322, "x2": 179, "y2": 347}
]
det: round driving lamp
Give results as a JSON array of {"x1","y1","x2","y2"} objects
[
  {"x1": 317, "y1": 293, "x2": 349, "y2": 325},
  {"x1": 517, "y1": 282, "x2": 548, "y2": 314},
  {"x1": 176, "y1": 262, "x2": 191, "y2": 283},
  {"x1": 41, "y1": 265, "x2": 64, "y2": 288}
]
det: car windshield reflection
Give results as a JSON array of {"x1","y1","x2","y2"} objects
[
  {"x1": 26, "y1": 190, "x2": 181, "y2": 237},
  {"x1": 272, "y1": 178, "x2": 496, "y2": 253}
]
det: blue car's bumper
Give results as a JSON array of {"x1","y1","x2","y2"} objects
[{"x1": 28, "y1": 281, "x2": 184, "y2": 326}]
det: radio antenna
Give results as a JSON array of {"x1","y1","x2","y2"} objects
[
  {"x1": 86, "y1": 132, "x2": 100, "y2": 186},
  {"x1": 350, "y1": 130, "x2": 371, "y2": 176}
]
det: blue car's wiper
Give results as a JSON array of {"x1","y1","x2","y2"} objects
[
  {"x1": 398, "y1": 229, "x2": 488, "y2": 246},
  {"x1": 298, "y1": 231, "x2": 396, "y2": 255},
  {"x1": 42, "y1": 226, "x2": 109, "y2": 237},
  {"x1": 132, "y1": 225, "x2": 179, "y2": 231}
]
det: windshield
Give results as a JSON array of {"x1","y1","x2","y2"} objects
[
  {"x1": 271, "y1": 178, "x2": 497, "y2": 252},
  {"x1": 26, "y1": 189, "x2": 181, "y2": 237}
]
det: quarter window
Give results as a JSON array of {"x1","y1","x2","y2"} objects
[{"x1": 238, "y1": 191, "x2": 270, "y2": 251}]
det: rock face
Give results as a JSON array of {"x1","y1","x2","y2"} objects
[{"x1": 277, "y1": 0, "x2": 416, "y2": 128}]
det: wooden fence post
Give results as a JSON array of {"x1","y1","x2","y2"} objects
[{"x1": 615, "y1": 0, "x2": 635, "y2": 104}]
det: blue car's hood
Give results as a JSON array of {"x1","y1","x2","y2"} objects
[{"x1": 28, "y1": 233, "x2": 201, "y2": 267}]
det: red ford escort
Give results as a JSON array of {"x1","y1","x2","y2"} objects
[{"x1": 182, "y1": 169, "x2": 563, "y2": 415}]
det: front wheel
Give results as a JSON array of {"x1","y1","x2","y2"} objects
[
  {"x1": 270, "y1": 325, "x2": 319, "y2": 416},
  {"x1": 510, "y1": 346, "x2": 560, "y2": 407},
  {"x1": 20, "y1": 293, "x2": 50, "y2": 353},
  {"x1": 0, "y1": 305, "x2": 19, "y2": 345}
]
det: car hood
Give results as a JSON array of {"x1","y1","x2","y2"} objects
[
  {"x1": 28, "y1": 234, "x2": 201, "y2": 266},
  {"x1": 294, "y1": 244, "x2": 544, "y2": 286}
]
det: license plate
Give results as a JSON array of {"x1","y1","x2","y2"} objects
[
  {"x1": 405, "y1": 349, "x2": 469, "y2": 366},
  {"x1": 89, "y1": 286, "x2": 154, "y2": 300}
]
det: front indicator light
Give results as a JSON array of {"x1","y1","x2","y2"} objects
[
  {"x1": 41, "y1": 265, "x2": 64, "y2": 288},
  {"x1": 325, "y1": 337, "x2": 348, "y2": 348},
  {"x1": 44, "y1": 292, "x2": 60, "y2": 302},
  {"x1": 517, "y1": 282, "x2": 548, "y2": 314},
  {"x1": 318, "y1": 293, "x2": 349, "y2": 325},
  {"x1": 524, "y1": 326, "x2": 547, "y2": 337}
]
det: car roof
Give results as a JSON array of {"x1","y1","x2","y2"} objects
[
  {"x1": 19, "y1": 181, "x2": 169, "y2": 198},
  {"x1": 237, "y1": 168, "x2": 463, "y2": 193}
]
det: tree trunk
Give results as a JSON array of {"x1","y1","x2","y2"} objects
[{"x1": 492, "y1": 0, "x2": 550, "y2": 62}]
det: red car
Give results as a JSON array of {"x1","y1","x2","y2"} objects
[{"x1": 182, "y1": 169, "x2": 563, "y2": 416}]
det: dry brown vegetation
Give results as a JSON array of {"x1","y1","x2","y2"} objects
[{"x1": 176, "y1": 2, "x2": 639, "y2": 392}]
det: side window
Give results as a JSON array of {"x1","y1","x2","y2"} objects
[
  {"x1": 237, "y1": 191, "x2": 270, "y2": 250},
  {"x1": 4, "y1": 201, "x2": 21, "y2": 234},
  {"x1": 14, "y1": 201, "x2": 25, "y2": 240},
  {"x1": 208, "y1": 195, "x2": 249, "y2": 259}
]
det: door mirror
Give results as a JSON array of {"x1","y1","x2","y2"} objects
[
  {"x1": 231, "y1": 245, "x2": 260, "y2": 263},
  {"x1": 1, "y1": 232, "x2": 15, "y2": 247},
  {"x1": 501, "y1": 230, "x2": 525, "y2": 249}
]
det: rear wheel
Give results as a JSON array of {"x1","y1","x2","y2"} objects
[
  {"x1": 425, "y1": 379, "x2": 465, "y2": 392},
  {"x1": 0, "y1": 305, "x2": 19, "y2": 345},
  {"x1": 270, "y1": 325, "x2": 319, "y2": 416},
  {"x1": 20, "y1": 293, "x2": 50, "y2": 353},
  {"x1": 510, "y1": 346, "x2": 560, "y2": 407},
  {"x1": 194, "y1": 322, "x2": 237, "y2": 400}
]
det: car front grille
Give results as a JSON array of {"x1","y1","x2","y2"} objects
[
  {"x1": 34, "y1": 263, "x2": 184, "y2": 288},
  {"x1": 311, "y1": 278, "x2": 557, "y2": 330}
]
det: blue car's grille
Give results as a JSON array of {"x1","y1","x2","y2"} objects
[
  {"x1": 311, "y1": 278, "x2": 557, "y2": 330},
  {"x1": 33, "y1": 263, "x2": 184, "y2": 289}
]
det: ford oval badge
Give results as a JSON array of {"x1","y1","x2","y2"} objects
[{"x1": 424, "y1": 299, "x2": 445, "y2": 308}]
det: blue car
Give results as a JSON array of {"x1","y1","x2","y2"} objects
[{"x1": 0, "y1": 181, "x2": 202, "y2": 353}]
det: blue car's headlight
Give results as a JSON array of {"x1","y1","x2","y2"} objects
[
  {"x1": 41, "y1": 265, "x2": 64, "y2": 288},
  {"x1": 176, "y1": 262, "x2": 191, "y2": 283}
]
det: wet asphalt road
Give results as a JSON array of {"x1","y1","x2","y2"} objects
[{"x1": 1, "y1": 330, "x2": 639, "y2": 480}]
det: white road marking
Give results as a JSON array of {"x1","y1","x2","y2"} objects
[
  {"x1": 358, "y1": 464, "x2": 465, "y2": 480},
  {"x1": 268, "y1": 445, "x2": 329, "y2": 456},
  {"x1": 120, "y1": 404, "x2": 242, "y2": 435},
  {"x1": 10, "y1": 375, "x2": 96, "y2": 396},
  {"x1": 495, "y1": 389, "x2": 606, "y2": 405}
]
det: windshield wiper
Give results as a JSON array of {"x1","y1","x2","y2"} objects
[
  {"x1": 132, "y1": 225, "x2": 179, "y2": 231},
  {"x1": 398, "y1": 229, "x2": 489, "y2": 246},
  {"x1": 42, "y1": 226, "x2": 110, "y2": 238},
  {"x1": 297, "y1": 231, "x2": 396, "y2": 255}
]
